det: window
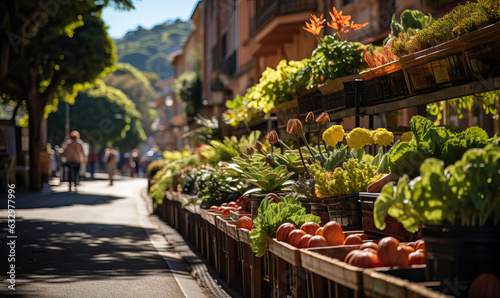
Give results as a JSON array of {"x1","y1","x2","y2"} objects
[{"x1": 221, "y1": 34, "x2": 227, "y2": 58}]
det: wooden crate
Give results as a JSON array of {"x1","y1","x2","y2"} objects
[
  {"x1": 301, "y1": 245, "x2": 364, "y2": 293},
  {"x1": 237, "y1": 228, "x2": 269, "y2": 298},
  {"x1": 268, "y1": 239, "x2": 306, "y2": 297},
  {"x1": 363, "y1": 267, "x2": 452, "y2": 298}
]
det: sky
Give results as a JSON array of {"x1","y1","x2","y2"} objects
[{"x1": 102, "y1": 0, "x2": 200, "y2": 39}]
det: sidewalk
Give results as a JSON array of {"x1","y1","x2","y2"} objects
[{"x1": 0, "y1": 174, "x2": 207, "y2": 297}]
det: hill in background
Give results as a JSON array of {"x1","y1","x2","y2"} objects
[{"x1": 114, "y1": 19, "x2": 191, "y2": 79}]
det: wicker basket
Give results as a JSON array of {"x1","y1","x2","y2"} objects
[
  {"x1": 459, "y1": 23, "x2": 500, "y2": 78},
  {"x1": 360, "y1": 61, "x2": 409, "y2": 105},
  {"x1": 297, "y1": 88, "x2": 323, "y2": 115},
  {"x1": 400, "y1": 39, "x2": 471, "y2": 94}
]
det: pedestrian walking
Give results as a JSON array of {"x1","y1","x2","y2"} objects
[
  {"x1": 88, "y1": 148, "x2": 97, "y2": 179},
  {"x1": 104, "y1": 145, "x2": 119, "y2": 185},
  {"x1": 62, "y1": 130, "x2": 85, "y2": 192}
]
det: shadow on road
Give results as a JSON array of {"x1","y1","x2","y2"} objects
[
  {"x1": 0, "y1": 219, "x2": 190, "y2": 288},
  {"x1": 7, "y1": 192, "x2": 125, "y2": 209}
]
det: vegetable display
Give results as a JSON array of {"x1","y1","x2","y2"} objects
[
  {"x1": 388, "y1": 116, "x2": 490, "y2": 177},
  {"x1": 375, "y1": 144, "x2": 500, "y2": 233},
  {"x1": 250, "y1": 195, "x2": 319, "y2": 257}
]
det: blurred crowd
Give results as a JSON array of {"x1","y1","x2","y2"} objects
[{"x1": 49, "y1": 138, "x2": 154, "y2": 184}]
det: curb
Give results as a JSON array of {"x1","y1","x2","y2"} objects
[{"x1": 140, "y1": 188, "x2": 240, "y2": 298}]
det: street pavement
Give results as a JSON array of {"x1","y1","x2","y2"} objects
[{"x1": 0, "y1": 174, "x2": 207, "y2": 298}]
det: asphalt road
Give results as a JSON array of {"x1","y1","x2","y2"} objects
[{"x1": 0, "y1": 174, "x2": 205, "y2": 298}]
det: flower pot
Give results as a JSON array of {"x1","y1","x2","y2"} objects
[
  {"x1": 422, "y1": 225, "x2": 500, "y2": 285},
  {"x1": 359, "y1": 61, "x2": 409, "y2": 105},
  {"x1": 400, "y1": 39, "x2": 471, "y2": 94},
  {"x1": 458, "y1": 23, "x2": 500, "y2": 78}
]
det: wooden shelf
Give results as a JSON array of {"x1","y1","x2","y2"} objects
[
  {"x1": 361, "y1": 75, "x2": 500, "y2": 116},
  {"x1": 327, "y1": 108, "x2": 356, "y2": 121}
]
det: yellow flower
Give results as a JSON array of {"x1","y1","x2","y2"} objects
[
  {"x1": 401, "y1": 131, "x2": 413, "y2": 142},
  {"x1": 346, "y1": 128, "x2": 373, "y2": 149},
  {"x1": 323, "y1": 125, "x2": 345, "y2": 147},
  {"x1": 373, "y1": 128, "x2": 394, "y2": 147}
]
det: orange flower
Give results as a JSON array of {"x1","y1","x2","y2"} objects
[
  {"x1": 327, "y1": 7, "x2": 368, "y2": 40},
  {"x1": 303, "y1": 14, "x2": 325, "y2": 36},
  {"x1": 327, "y1": 7, "x2": 350, "y2": 31},
  {"x1": 351, "y1": 21, "x2": 368, "y2": 31}
]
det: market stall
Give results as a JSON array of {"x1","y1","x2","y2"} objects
[{"x1": 148, "y1": 3, "x2": 500, "y2": 297}]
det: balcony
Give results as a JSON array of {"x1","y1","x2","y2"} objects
[{"x1": 253, "y1": 0, "x2": 318, "y2": 35}]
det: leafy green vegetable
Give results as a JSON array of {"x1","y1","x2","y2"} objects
[
  {"x1": 388, "y1": 116, "x2": 491, "y2": 177},
  {"x1": 388, "y1": 140, "x2": 426, "y2": 178},
  {"x1": 250, "y1": 195, "x2": 319, "y2": 257},
  {"x1": 375, "y1": 144, "x2": 500, "y2": 232}
]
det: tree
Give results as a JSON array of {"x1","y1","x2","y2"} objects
[
  {"x1": 103, "y1": 63, "x2": 158, "y2": 135},
  {"x1": 0, "y1": 0, "x2": 133, "y2": 191},
  {"x1": 47, "y1": 82, "x2": 146, "y2": 151},
  {"x1": 173, "y1": 71, "x2": 202, "y2": 117}
]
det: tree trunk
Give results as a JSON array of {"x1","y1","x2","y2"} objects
[{"x1": 27, "y1": 69, "x2": 44, "y2": 192}]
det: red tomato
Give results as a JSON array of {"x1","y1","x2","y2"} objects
[
  {"x1": 408, "y1": 250, "x2": 425, "y2": 265},
  {"x1": 377, "y1": 237, "x2": 401, "y2": 267},
  {"x1": 276, "y1": 223, "x2": 295, "y2": 242},
  {"x1": 300, "y1": 222, "x2": 320, "y2": 235},
  {"x1": 360, "y1": 242, "x2": 379, "y2": 251},
  {"x1": 308, "y1": 235, "x2": 328, "y2": 248},
  {"x1": 344, "y1": 235, "x2": 363, "y2": 245},
  {"x1": 414, "y1": 240, "x2": 425, "y2": 251},
  {"x1": 298, "y1": 234, "x2": 313, "y2": 248},
  {"x1": 345, "y1": 249, "x2": 381, "y2": 268},
  {"x1": 323, "y1": 221, "x2": 345, "y2": 246},
  {"x1": 287, "y1": 229, "x2": 307, "y2": 247},
  {"x1": 237, "y1": 216, "x2": 253, "y2": 230}
]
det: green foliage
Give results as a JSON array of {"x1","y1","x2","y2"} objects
[
  {"x1": 47, "y1": 82, "x2": 145, "y2": 148},
  {"x1": 200, "y1": 131, "x2": 262, "y2": 165},
  {"x1": 223, "y1": 60, "x2": 307, "y2": 127},
  {"x1": 250, "y1": 194, "x2": 320, "y2": 257},
  {"x1": 115, "y1": 19, "x2": 191, "y2": 78},
  {"x1": 183, "y1": 115, "x2": 222, "y2": 146},
  {"x1": 388, "y1": 116, "x2": 491, "y2": 177},
  {"x1": 305, "y1": 34, "x2": 366, "y2": 88},
  {"x1": 173, "y1": 71, "x2": 202, "y2": 117},
  {"x1": 390, "y1": 10, "x2": 434, "y2": 37},
  {"x1": 242, "y1": 165, "x2": 295, "y2": 195},
  {"x1": 392, "y1": 0, "x2": 500, "y2": 57},
  {"x1": 374, "y1": 145, "x2": 500, "y2": 232},
  {"x1": 310, "y1": 159, "x2": 380, "y2": 198},
  {"x1": 148, "y1": 148, "x2": 199, "y2": 206},
  {"x1": 147, "y1": 159, "x2": 166, "y2": 178},
  {"x1": 197, "y1": 168, "x2": 248, "y2": 208},
  {"x1": 104, "y1": 62, "x2": 158, "y2": 136},
  {"x1": 112, "y1": 62, "x2": 151, "y2": 86}
]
